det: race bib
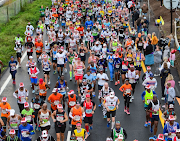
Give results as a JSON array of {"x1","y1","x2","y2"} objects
[
  {"x1": 125, "y1": 89, "x2": 131, "y2": 94},
  {"x1": 127, "y1": 58, "x2": 132, "y2": 61},
  {"x1": 77, "y1": 137, "x2": 83, "y2": 141},
  {"x1": 138, "y1": 43, "x2": 143, "y2": 46},
  {"x1": 10, "y1": 121, "x2": 18, "y2": 128},
  {"x1": 20, "y1": 96, "x2": 25, "y2": 102},
  {"x1": 27, "y1": 49, "x2": 31, "y2": 52},
  {"x1": 57, "y1": 116, "x2": 63, "y2": 121},
  {"x1": 86, "y1": 109, "x2": 92, "y2": 114},
  {"x1": 59, "y1": 57, "x2": 64, "y2": 62},
  {"x1": 69, "y1": 101, "x2": 76, "y2": 106},
  {"x1": 122, "y1": 65, "x2": 128, "y2": 70},
  {"x1": 108, "y1": 105, "x2": 115, "y2": 110},
  {"x1": 116, "y1": 64, "x2": 120, "y2": 68},
  {"x1": 2, "y1": 109, "x2": 7, "y2": 114},
  {"x1": 26, "y1": 116, "x2": 31, "y2": 122},
  {"x1": 34, "y1": 103, "x2": 40, "y2": 109},
  {"x1": 109, "y1": 59, "x2": 113, "y2": 63},
  {"x1": 75, "y1": 115, "x2": 80, "y2": 121},
  {"x1": 80, "y1": 53, "x2": 84, "y2": 56},
  {"x1": 77, "y1": 69, "x2": 83, "y2": 74},
  {"x1": 136, "y1": 61, "x2": 141, "y2": 66},
  {"x1": 37, "y1": 47, "x2": 41, "y2": 51},
  {"x1": 54, "y1": 100, "x2": 59, "y2": 105},
  {"x1": 22, "y1": 131, "x2": 29, "y2": 137},
  {"x1": 39, "y1": 89, "x2": 45, "y2": 94},
  {"x1": 31, "y1": 73, "x2": 36, "y2": 77},
  {"x1": 62, "y1": 21, "x2": 65, "y2": 23},
  {"x1": 147, "y1": 99, "x2": 152, "y2": 104},
  {"x1": 80, "y1": 31, "x2": 83, "y2": 34},
  {"x1": 92, "y1": 72, "x2": 96, "y2": 76},
  {"x1": 11, "y1": 66, "x2": 16, "y2": 71},
  {"x1": 98, "y1": 18, "x2": 101, "y2": 21}
]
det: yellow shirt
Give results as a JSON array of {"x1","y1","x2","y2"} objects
[
  {"x1": 100, "y1": 11, "x2": 104, "y2": 17},
  {"x1": 74, "y1": 128, "x2": 86, "y2": 140}
]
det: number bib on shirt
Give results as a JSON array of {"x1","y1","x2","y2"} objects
[
  {"x1": 27, "y1": 49, "x2": 31, "y2": 52},
  {"x1": 80, "y1": 53, "x2": 84, "y2": 56},
  {"x1": 39, "y1": 89, "x2": 45, "y2": 94},
  {"x1": 77, "y1": 137, "x2": 83, "y2": 141},
  {"x1": 26, "y1": 116, "x2": 31, "y2": 122},
  {"x1": 2, "y1": 109, "x2": 7, "y2": 114},
  {"x1": 57, "y1": 116, "x2": 63, "y2": 121},
  {"x1": 54, "y1": 100, "x2": 59, "y2": 105},
  {"x1": 75, "y1": 115, "x2": 80, "y2": 121},
  {"x1": 34, "y1": 104, "x2": 40, "y2": 109},
  {"x1": 86, "y1": 109, "x2": 92, "y2": 114},
  {"x1": 116, "y1": 64, "x2": 120, "y2": 68},
  {"x1": 31, "y1": 73, "x2": 36, "y2": 77},
  {"x1": 69, "y1": 101, "x2": 76, "y2": 106},
  {"x1": 77, "y1": 69, "x2": 83, "y2": 74},
  {"x1": 109, "y1": 59, "x2": 113, "y2": 63},
  {"x1": 107, "y1": 105, "x2": 115, "y2": 110},
  {"x1": 21, "y1": 131, "x2": 29, "y2": 137}
]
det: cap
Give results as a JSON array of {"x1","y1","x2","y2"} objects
[
  {"x1": 169, "y1": 115, "x2": 175, "y2": 121},
  {"x1": 68, "y1": 90, "x2": 74, "y2": 95},
  {"x1": 10, "y1": 109, "x2": 15, "y2": 116},
  {"x1": 125, "y1": 79, "x2": 129, "y2": 82},
  {"x1": 19, "y1": 82, "x2": 24, "y2": 87},
  {"x1": 144, "y1": 17, "x2": 147, "y2": 19},
  {"x1": 52, "y1": 88, "x2": 58, "y2": 93},
  {"x1": 86, "y1": 94, "x2": 90, "y2": 98},
  {"x1": 149, "y1": 137, "x2": 155, "y2": 140},
  {"x1": 39, "y1": 78, "x2": 43, "y2": 82},
  {"x1": 59, "y1": 29, "x2": 62, "y2": 31},
  {"x1": 115, "y1": 54, "x2": 119, "y2": 58},
  {"x1": 76, "y1": 102, "x2": 80, "y2": 105},
  {"x1": 9, "y1": 129, "x2": 16, "y2": 134},
  {"x1": 28, "y1": 22, "x2": 31, "y2": 24},
  {"x1": 29, "y1": 56, "x2": 33, "y2": 59},
  {"x1": 11, "y1": 56, "x2": 14, "y2": 58},
  {"x1": 103, "y1": 44, "x2": 107, "y2": 47},
  {"x1": 147, "y1": 66, "x2": 151, "y2": 70},
  {"x1": 150, "y1": 73, "x2": 154, "y2": 77},
  {"x1": 118, "y1": 134, "x2": 123, "y2": 139},
  {"x1": 157, "y1": 134, "x2": 164, "y2": 140},
  {"x1": 21, "y1": 117, "x2": 27, "y2": 123},
  {"x1": 99, "y1": 68, "x2": 104, "y2": 71},
  {"x1": 2, "y1": 97, "x2": 7, "y2": 102},
  {"x1": 95, "y1": 41, "x2": 99, "y2": 44},
  {"x1": 31, "y1": 63, "x2": 35, "y2": 67},
  {"x1": 169, "y1": 104, "x2": 174, "y2": 108},
  {"x1": 24, "y1": 102, "x2": 29, "y2": 108},
  {"x1": 76, "y1": 122, "x2": 81, "y2": 126},
  {"x1": 130, "y1": 64, "x2": 134, "y2": 68},
  {"x1": 124, "y1": 58, "x2": 128, "y2": 61},
  {"x1": 42, "y1": 130, "x2": 48, "y2": 138},
  {"x1": 176, "y1": 129, "x2": 180, "y2": 133},
  {"x1": 57, "y1": 104, "x2": 63, "y2": 109},
  {"x1": 110, "y1": 92, "x2": 115, "y2": 98},
  {"x1": 145, "y1": 85, "x2": 151, "y2": 89}
]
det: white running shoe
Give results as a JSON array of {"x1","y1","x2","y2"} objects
[
  {"x1": 48, "y1": 81, "x2": 50, "y2": 84},
  {"x1": 131, "y1": 96, "x2": 134, "y2": 99}
]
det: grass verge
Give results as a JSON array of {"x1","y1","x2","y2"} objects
[{"x1": 0, "y1": 0, "x2": 51, "y2": 72}]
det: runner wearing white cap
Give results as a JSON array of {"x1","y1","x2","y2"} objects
[
  {"x1": 13, "y1": 82, "x2": 29, "y2": 113},
  {"x1": 36, "y1": 130, "x2": 56, "y2": 141},
  {"x1": 42, "y1": 55, "x2": 52, "y2": 84},
  {"x1": 173, "y1": 129, "x2": 180, "y2": 141},
  {"x1": 162, "y1": 104, "x2": 176, "y2": 123},
  {"x1": 6, "y1": 129, "x2": 20, "y2": 141}
]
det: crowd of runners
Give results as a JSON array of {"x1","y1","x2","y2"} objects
[{"x1": 0, "y1": 0, "x2": 179, "y2": 140}]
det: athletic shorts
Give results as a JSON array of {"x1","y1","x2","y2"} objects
[
  {"x1": 30, "y1": 78, "x2": 38, "y2": 84},
  {"x1": 121, "y1": 70, "x2": 128, "y2": 74},
  {"x1": 84, "y1": 116, "x2": 93, "y2": 124},
  {"x1": 144, "y1": 106, "x2": 148, "y2": 111},
  {"x1": 43, "y1": 71, "x2": 50, "y2": 75},
  {"x1": 75, "y1": 75, "x2": 83, "y2": 81},
  {"x1": 27, "y1": 52, "x2": 33, "y2": 56},
  {"x1": 114, "y1": 68, "x2": 120, "y2": 72},
  {"x1": 135, "y1": 66, "x2": 142, "y2": 71},
  {"x1": 107, "y1": 110, "x2": 116, "y2": 118},
  {"x1": 55, "y1": 124, "x2": 66, "y2": 133},
  {"x1": 40, "y1": 125, "x2": 51, "y2": 131},
  {"x1": 57, "y1": 64, "x2": 64, "y2": 67},
  {"x1": 151, "y1": 115, "x2": 159, "y2": 122},
  {"x1": 17, "y1": 53, "x2": 21, "y2": 58},
  {"x1": 98, "y1": 85, "x2": 103, "y2": 91},
  {"x1": 36, "y1": 52, "x2": 42, "y2": 56},
  {"x1": 52, "y1": 58, "x2": 57, "y2": 63}
]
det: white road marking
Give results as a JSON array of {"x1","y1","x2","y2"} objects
[
  {"x1": 0, "y1": 50, "x2": 27, "y2": 95},
  {"x1": 66, "y1": 131, "x2": 71, "y2": 141}
]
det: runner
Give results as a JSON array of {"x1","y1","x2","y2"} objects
[
  {"x1": 173, "y1": 129, "x2": 180, "y2": 141},
  {"x1": 36, "y1": 78, "x2": 50, "y2": 101},
  {"x1": 42, "y1": 55, "x2": 52, "y2": 84},
  {"x1": 50, "y1": 44, "x2": 58, "y2": 75},
  {"x1": 47, "y1": 88, "x2": 63, "y2": 113},
  {"x1": 111, "y1": 121, "x2": 127, "y2": 141},
  {"x1": 141, "y1": 85, "x2": 157, "y2": 127},
  {"x1": 6, "y1": 129, "x2": 21, "y2": 141},
  {"x1": 56, "y1": 48, "x2": 66, "y2": 77},
  {"x1": 31, "y1": 92, "x2": 44, "y2": 131},
  {"x1": 35, "y1": 39, "x2": 43, "y2": 63},
  {"x1": 113, "y1": 54, "x2": 122, "y2": 86},
  {"x1": 55, "y1": 75, "x2": 68, "y2": 108},
  {"x1": 121, "y1": 58, "x2": 129, "y2": 84},
  {"x1": 147, "y1": 95, "x2": 161, "y2": 139},
  {"x1": 7, "y1": 109, "x2": 21, "y2": 136},
  {"x1": 78, "y1": 43, "x2": 88, "y2": 65},
  {"x1": 142, "y1": 73, "x2": 157, "y2": 91},
  {"x1": 162, "y1": 104, "x2": 176, "y2": 123},
  {"x1": 35, "y1": 130, "x2": 56, "y2": 141},
  {"x1": 38, "y1": 103, "x2": 51, "y2": 131},
  {"x1": 142, "y1": 66, "x2": 152, "y2": 81},
  {"x1": 18, "y1": 117, "x2": 35, "y2": 141},
  {"x1": 81, "y1": 94, "x2": 96, "y2": 135},
  {"x1": 9, "y1": 56, "x2": 18, "y2": 84},
  {"x1": 51, "y1": 104, "x2": 68, "y2": 141},
  {"x1": 14, "y1": 41, "x2": 23, "y2": 67},
  {"x1": 107, "y1": 52, "x2": 115, "y2": 81},
  {"x1": 28, "y1": 63, "x2": 40, "y2": 93},
  {"x1": 67, "y1": 48, "x2": 76, "y2": 80},
  {"x1": 69, "y1": 102, "x2": 85, "y2": 132},
  {"x1": 119, "y1": 79, "x2": 132, "y2": 115},
  {"x1": 21, "y1": 102, "x2": 34, "y2": 125},
  {"x1": 13, "y1": 82, "x2": 29, "y2": 113},
  {"x1": 25, "y1": 39, "x2": 34, "y2": 60},
  {"x1": 103, "y1": 92, "x2": 120, "y2": 129},
  {"x1": 0, "y1": 97, "x2": 11, "y2": 133}
]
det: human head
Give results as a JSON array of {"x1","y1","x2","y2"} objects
[
  {"x1": 125, "y1": 79, "x2": 129, "y2": 85},
  {"x1": 152, "y1": 95, "x2": 157, "y2": 102},
  {"x1": 52, "y1": 88, "x2": 58, "y2": 95},
  {"x1": 176, "y1": 129, "x2": 180, "y2": 138},
  {"x1": 115, "y1": 121, "x2": 121, "y2": 129},
  {"x1": 11, "y1": 56, "x2": 14, "y2": 62},
  {"x1": 9, "y1": 129, "x2": 16, "y2": 138},
  {"x1": 2, "y1": 97, "x2": 7, "y2": 105},
  {"x1": 76, "y1": 122, "x2": 81, "y2": 130},
  {"x1": 19, "y1": 82, "x2": 24, "y2": 90},
  {"x1": 104, "y1": 82, "x2": 109, "y2": 89},
  {"x1": 21, "y1": 117, "x2": 27, "y2": 126}
]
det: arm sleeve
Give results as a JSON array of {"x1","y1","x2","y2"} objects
[
  {"x1": 123, "y1": 129, "x2": 127, "y2": 139},
  {"x1": 141, "y1": 91, "x2": 145, "y2": 100},
  {"x1": 13, "y1": 92, "x2": 17, "y2": 99},
  {"x1": 163, "y1": 124, "x2": 168, "y2": 136},
  {"x1": 69, "y1": 112, "x2": 73, "y2": 119},
  {"x1": 111, "y1": 129, "x2": 113, "y2": 139},
  {"x1": 18, "y1": 127, "x2": 21, "y2": 138},
  {"x1": 147, "y1": 102, "x2": 152, "y2": 110},
  {"x1": 29, "y1": 125, "x2": 35, "y2": 135}
]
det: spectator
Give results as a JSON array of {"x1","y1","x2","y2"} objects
[
  {"x1": 141, "y1": 3, "x2": 148, "y2": 15},
  {"x1": 152, "y1": 32, "x2": 158, "y2": 50},
  {"x1": 166, "y1": 83, "x2": 176, "y2": 106},
  {"x1": 144, "y1": 40, "x2": 154, "y2": 66},
  {"x1": 153, "y1": 46, "x2": 162, "y2": 76},
  {"x1": 132, "y1": 10, "x2": 139, "y2": 27}
]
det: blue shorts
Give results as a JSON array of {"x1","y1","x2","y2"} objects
[
  {"x1": 57, "y1": 64, "x2": 64, "y2": 67},
  {"x1": 30, "y1": 78, "x2": 38, "y2": 84},
  {"x1": 151, "y1": 115, "x2": 159, "y2": 122},
  {"x1": 61, "y1": 23, "x2": 65, "y2": 26}
]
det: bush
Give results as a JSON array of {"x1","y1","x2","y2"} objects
[{"x1": 0, "y1": 0, "x2": 51, "y2": 71}]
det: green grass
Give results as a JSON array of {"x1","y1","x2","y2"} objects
[{"x1": 0, "y1": 0, "x2": 51, "y2": 71}]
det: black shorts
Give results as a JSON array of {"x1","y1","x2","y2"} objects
[
  {"x1": 121, "y1": 70, "x2": 128, "y2": 74},
  {"x1": 17, "y1": 53, "x2": 21, "y2": 58},
  {"x1": 36, "y1": 52, "x2": 42, "y2": 56},
  {"x1": 107, "y1": 110, "x2": 116, "y2": 118},
  {"x1": 40, "y1": 125, "x2": 51, "y2": 131},
  {"x1": 57, "y1": 64, "x2": 64, "y2": 67},
  {"x1": 43, "y1": 70, "x2": 50, "y2": 75},
  {"x1": 80, "y1": 56, "x2": 86, "y2": 61},
  {"x1": 27, "y1": 52, "x2": 33, "y2": 56},
  {"x1": 52, "y1": 58, "x2": 57, "y2": 63},
  {"x1": 84, "y1": 116, "x2": 93, "y2": 124},
  {"x1": 98, "y1": 85, "x2": 103, "y2": 90},
  {"x1": 114, "y1": 68, "x2": 120, "y2": 72},
  {"x1": 55, "y1": 123, "x2": 66, "y2": 133},
  {"x1": 151, "y1": 115, "x2": 159, "y2": 122},
  {"x1": 1, "y1": 117, "x2": 7, "y2": 126},
  {"x1": 135, "y1": 66, "x2": 142, "y2": 71}
]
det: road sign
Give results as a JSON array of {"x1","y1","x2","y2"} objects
[{"x1": 163, "y1": 0, "x2": 179, "y2": 9}]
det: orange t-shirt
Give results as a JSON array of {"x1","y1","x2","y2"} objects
[
  {"x1": 0, "y1": 102, "x2": 11, "y2": 118},
  {"x1": 119, "y1": 84, "x2": 132, "y2": 96},
  {"x1": 35, "y1": 42, "x2": 43, "y2": 53},
  {"x1": 52, "y1": 14, "x2": 58, "y2": 18},
  {"x1": 77, "y1": 27, "x2": 84, "y2": 36},
  {"x1": 48, "y1": 93, "x2": 63, "y2": 110}
]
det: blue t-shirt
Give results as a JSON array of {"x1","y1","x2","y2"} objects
[
  {"x1": 9, "y1": 60, "x2": 17, "y2": 72},
  {"x1": 84, "y1": 74, "x2": 95, "y2": 83}
]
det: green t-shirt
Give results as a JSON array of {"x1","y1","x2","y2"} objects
[
  {"x1": 40, "y1": 8, "x2": 45, "y2": 16},
  {"x1": 21, "y1": 108, "x2": 34, "y2": 122}
]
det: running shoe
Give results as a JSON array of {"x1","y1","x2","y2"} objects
[
  {"x1": 64, "y1": 68, "x2": 67, "y2": 73},
  {"x1": 115, "y1": 82, "x2": 118, "y2": 86},
  {"x1": 53, "y1": 71, "x2": 56, "y2": 74},
  {"x1": 58, "y1": 76, "x2": 60, "y2": 80},
  {"x1": 144, "y1": 122, "x2": 148, "y2": 127},
  {"x1": 90, "y1": 126, "x2": 93, "y2": 130},
  {"x1": 118, "y1": 80, "x2": 120, "y2": 84},
  {"x1": 69, "y1": 120, "x2": 71, "y2": 125},
  {"x1": 107, "y1": 122, "x2": 110, "y2": 128},
  {"x1": 148, "y1": 121, "x2": 151, "y2": 126},
  {"x1": 87, "y1": 132, "x2": 90, "y2": 136},
  {"x1": 150, "y1": 127, "x2": 153, "y2": 133},
  {"x1": 35, "y1": 125, "x2": 37, "y2": 131},
  {"x1": 104, "y1": 115, "x2": 107, "y2": 119},
  {"x1": 70, "y1": 77, "x2": 72, "y2": 81},
  {"x1": 124, "y1": 108, "x2": 127, "y2": 113},
  {"x1": 19, "y1": 64, "x2": 21, "y2": 68},
  {"x1": 98, "y1": 103, "x2": 102, "y2": 107},
  {"x1": 153, "y1": 135, "x2": 157, "y2": 139},
  {"x1": 48, "y1": 81, "x2": 50, "y2": 84},
  {"x1": 129, "y1": 98, "x2": 132, "y2": 103},
  {"x1": 126, "y1": 111, "x2": 130, "y2": 115},
  {"x1": 105, "y1": 67, "x2": 107, "y2": 72},
  {"x1": 32, "y1": 90, "x2": 35, "y2": 94},
  {"x1": 110, "y1": 79, "x2": 113, "y2": 82},
  {"x1": 131, "y1": 96, "x2": 134, "y2": 99},
  {"x1": 161, "y1": 97, "x2": 165, "y2": 100}
]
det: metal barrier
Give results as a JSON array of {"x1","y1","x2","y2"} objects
[{"x1": 0, "y1": 0, "x2": 33, "y2": 23}]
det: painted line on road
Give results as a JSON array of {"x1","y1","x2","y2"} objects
[
  {"x1": 66, "y1": 131, "x2": 71, "y2": 141},
  {"x1": 0, "y1": 50, "x2": 27, "y2": 95},
  {"x1": 176, "y1": 97, "x2": 180, "y2": 105}
]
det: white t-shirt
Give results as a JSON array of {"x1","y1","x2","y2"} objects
[
  {"x1": 97, "y1": 73, "x2": 109, "y2": 86},
  {"x1": 56, "y1": 53, "x2": 66, "y2": 64},
  {"x1": 173, "y1": 137, "x2": 180, "y2": 141}
]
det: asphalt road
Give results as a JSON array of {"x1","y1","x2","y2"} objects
[{"x1": 1, "y1": 11, "x2": 180, "y2": 141}]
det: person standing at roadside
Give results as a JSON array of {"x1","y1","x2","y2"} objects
[{"x1": 153, "y1": 46, "x2": 162, "y2": 76}]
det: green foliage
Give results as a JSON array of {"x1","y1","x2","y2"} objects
[{"x1": 0, "y1": 0, "x2": 51, "y2": 71}]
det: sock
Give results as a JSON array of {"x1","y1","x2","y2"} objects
[
  {"x1": 69, "y1": 71, "x2": 72, "y2": 77},
  {"x1": 127, "y1": 108, "x2": 129, "y2": 112},
  {"x1": 124, "y1": 106, "x2": 126, "y2": 109},
  {"x1": 85, "y1": 125, "x2": 89, "y2": 132},
  {"x1": 111, "y1": 121, "x2": 115, "y2": 129}
]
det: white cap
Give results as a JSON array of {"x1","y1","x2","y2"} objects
[
  {"x1": 176, "y1": 129, "x2": 180, "y2": 133},
  {"x1": 169, "y1": 104, "x2": 174, "y2": 108},
  {"x1": 41, "y1": 130, "x2": 48, "y2": 138},
  {"x1": 110, "y1": 92, "x2": 115, "y2": 98},
  {"x1": 29, "y1": 56, "x2": 33, "y2": 59},
  {"x1": 10, "y1": 109, "x2": 15, "y2": 116},
  {"x1": 52, "y1": 88, "x2": 58, "y2": 92}
]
